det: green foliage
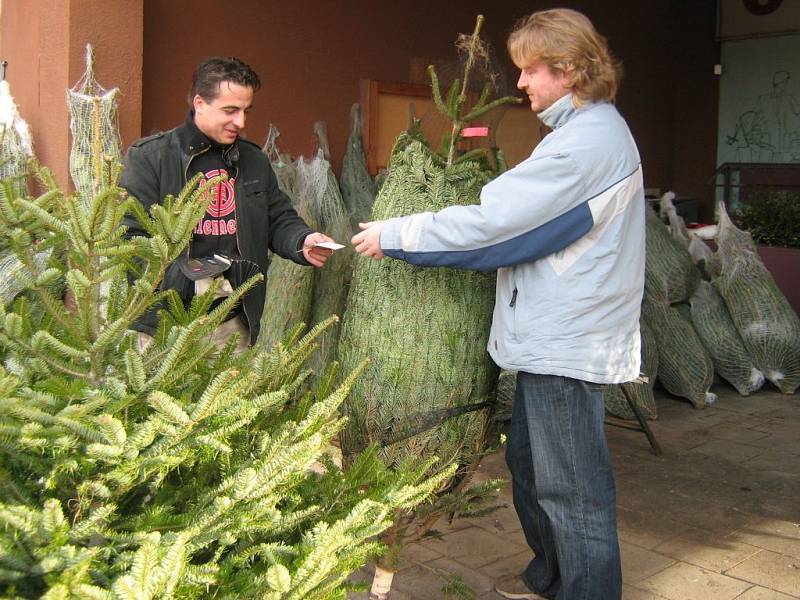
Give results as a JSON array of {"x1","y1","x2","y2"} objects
[
  {"x1": 732, "y1": 191, "x2": 800, "y2": 248},
  {"x1": 0, "y1": 160, "x2": 444, "y2": 598}
]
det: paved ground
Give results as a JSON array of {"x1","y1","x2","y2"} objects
[{"x1": 350, "y1": 383, "x2": 800, "y2": 599}]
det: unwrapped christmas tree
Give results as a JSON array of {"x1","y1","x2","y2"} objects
[{"x1": 0, "y1": 156, "x2": 448, "y2": 599}]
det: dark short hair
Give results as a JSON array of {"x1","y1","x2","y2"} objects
[{"x1": 188, "y1": 57, "x2": 261, "y2": 105}]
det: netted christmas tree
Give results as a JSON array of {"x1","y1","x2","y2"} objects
[
  {"x1": 645, "y1": 201, "x2": 700, "y2": 305},
  {"x1": 338, "y1": 16, "x2": 518, "y2": 598},
  {"x1": 714, "y1": 201, "x2": 800, "y2": 393},
  {"x1": 603, "y1": 319, "x2": 659, "y2": 420},
  {"x1": 689, "y1": 281, "x2": 764, "y2": 395},
  {"x1": 0, "y1": 79, "x2": 52, "y2": 309},
  {"x1": 257, "y1": 125, "x2": 317, "y2": 351},
  {"x1": 642, "y1": 293, "x2": 716, "y2": 408},
  {"x1": 305, "y1": 122, "x2": 354, "y2": 379},
  {"x1": 67, "y1": 44, "x2": 121, "y2": 205},
  {"x1": 340, "y1": 104, "x2": 376, "y2": 229},
  {"x1": 0, "y1": 155, "x2": 450, "y2": 598}
]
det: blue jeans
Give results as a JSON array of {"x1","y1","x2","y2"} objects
[{"x1": 505, "y1": 372, "x2": 621, "y2": 600}]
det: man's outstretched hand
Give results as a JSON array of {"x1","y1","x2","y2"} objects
[
  {"x1": 352, "y1": 221, "x2": 385, "y2": 260},
  {"x1": 302, "y1": 232, "x2": 336, "y2": 267}
]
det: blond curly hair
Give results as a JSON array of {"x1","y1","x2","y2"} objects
[{"x1": 507, "y1": 8, "x2": 622, "y2": 106}]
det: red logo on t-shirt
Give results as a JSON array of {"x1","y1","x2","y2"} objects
[
  {"x1": 195, "y1": 168, "x2": 237, "y2": 236},
  {"x1": 199, "y1": 168, "x2": 236, "y2": 218}
]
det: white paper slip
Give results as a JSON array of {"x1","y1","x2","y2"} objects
[{"x1": 313, "y1": 242, "x2": 346, "y2": 251}]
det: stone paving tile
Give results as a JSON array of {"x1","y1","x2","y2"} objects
[
  {"x1": 635, "y1": 561, "x2": 752, "y2": 599},
  {"x1": 469, "y1": 503, "x2": 523, "y2": 535},
  {"x1": 622, "y1": 584, "x2": 671, "y2": 599},
  {"x1": 417, "y1": 523, "x2": 528, "y2": 569},
  {"x1": 620, "y1": 540, "x2": 677, "y2": 583},
  {"x1": 727, "y1": 518, "x2": 800, "y2": 559},
  {"x1": 475, "y1": 549, "x2": 530, "y2": 581},
  {"x1": 743, "y1": 432, "x2": 800, "y2": 456},
  {"x1": 734, "y1": 584, "x2": 799, "y2": 598},
  {"x1": 725, "y1": 550, "x2": 800, "y2": 597},
  {"x1": 391, "y1": 556, "x2": 496, "y2": 598},
  {"x1": 396, "y1": 541, "x2": 443, "y2": 567},
  {"x1": 742, "y1": 450, "x2": 800, "y2": 480},
  {"x1": 617, "y1": 505, "x2": 692, "y2": 550},
  {"x1": 688, "y1": 438, "x2": 767, "y2": 463},
  {"x1": 652, "y1": 528, "x2": 762, "y2": 573},
  {"x1": 705, "y1": 425, "x2": 771, "y2": 444}
]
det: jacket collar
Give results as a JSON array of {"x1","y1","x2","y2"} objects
[
  {"x1": 175, "y1": 111, "x2": 240, "y2": 164},
  {"x1": 538, "y1": 93, "x2": 583, "y2": 130}
]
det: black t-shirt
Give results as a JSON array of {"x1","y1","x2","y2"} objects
[{"x1": 188, "y1": 142, "x2": 239, "y2": 259}]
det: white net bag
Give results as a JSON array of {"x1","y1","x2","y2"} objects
[
  {"x1": 0, "y1": 79, "x2": 50, "y2": 306},
  {"x1": 67, "y1": 44, "x2": 121, "y2": 203},
  {"x1": 0, "y1": 80, "x2": 33, "y2": 196},
  {"x1": 303, "y1": 122, "x2": 354, "y2": 375},
  {"x1": 257, "y1": 126, "x2": 317, "y2": 350}
]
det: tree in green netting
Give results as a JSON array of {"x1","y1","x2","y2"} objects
[
  {"x1": 340, "y1": 104, "x2": 376, "y2": 230},
  {"x1": 305, "y1": 122, "x2": 354, "y2": 379},
  {"x1": 604, "y1": 319, "x2": 659, "y2": 420},
  {"x1": 642, "y1": 293, "x2": 716, "y2": 408},
  {"x1": 689, "y1": 281, "x2": 764, "y2": 396},
  {"x1": 645, "y1": 202, "x2": 700, "y2": 304},
  {"x1": 714, "y1": 201, "x2": 800, "y2": 394},
  {"x1": 0, "y1": 157, "x2": 451, "y2": 599},
  {"x1": 257, "y1": 125, "x2": 317, "y2": 351},
  {"x1": 0, "y1": 80, "x2": 32, "y2": 198},
  {"x1": 338, "y1": 15, "x2": 518, "y2": 599},
  {"x1": 0, "y1": 80, "x2": 51, "y2": 308}
]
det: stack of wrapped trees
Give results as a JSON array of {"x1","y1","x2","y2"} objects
[
  {"x1": 638, "y1": 198, "x2": 717, "y2": 409},
  {"x1": 613, "y1": 191, "x2": 798, "y2": 420}
]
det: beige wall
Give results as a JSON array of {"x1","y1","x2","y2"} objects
[{"x1": 0, "y1": 0, "x2": 143, "y2": 189}]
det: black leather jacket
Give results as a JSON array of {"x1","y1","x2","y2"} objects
[{"x1": 119, "y1": 116, "x2": 313, "y2": 344}]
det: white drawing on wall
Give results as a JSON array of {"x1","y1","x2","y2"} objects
[{"x1": 726, "y1": 70, "x2": 800, "y2": 162}]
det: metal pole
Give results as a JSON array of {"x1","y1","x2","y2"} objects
[{"x1": 0, "y1": 60, "x2": 7, "y2": 82}]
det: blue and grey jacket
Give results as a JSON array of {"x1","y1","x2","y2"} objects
[{"x1": 380, "y1": 94, "x2": 645, "y2": 384}]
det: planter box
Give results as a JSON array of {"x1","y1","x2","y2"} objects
[{"x1": 758, "y1": 245, "x2": 800, "y2": 316}]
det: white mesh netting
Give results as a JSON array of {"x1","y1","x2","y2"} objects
[{"x1": 67, "y1": 44, "x2": 121, "y2": 203}]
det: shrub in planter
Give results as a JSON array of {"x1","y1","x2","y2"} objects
[{"x1": 732, "y1": 191, "x2": 800, "y2": 249}]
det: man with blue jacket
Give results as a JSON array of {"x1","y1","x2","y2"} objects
[{"x1": 352, "y1": 9, "x2": 644, "y2": 600}]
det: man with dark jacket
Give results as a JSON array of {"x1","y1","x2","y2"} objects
[{"x1": 120, "y1": 57, "x2": 333, "y2": 348}]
